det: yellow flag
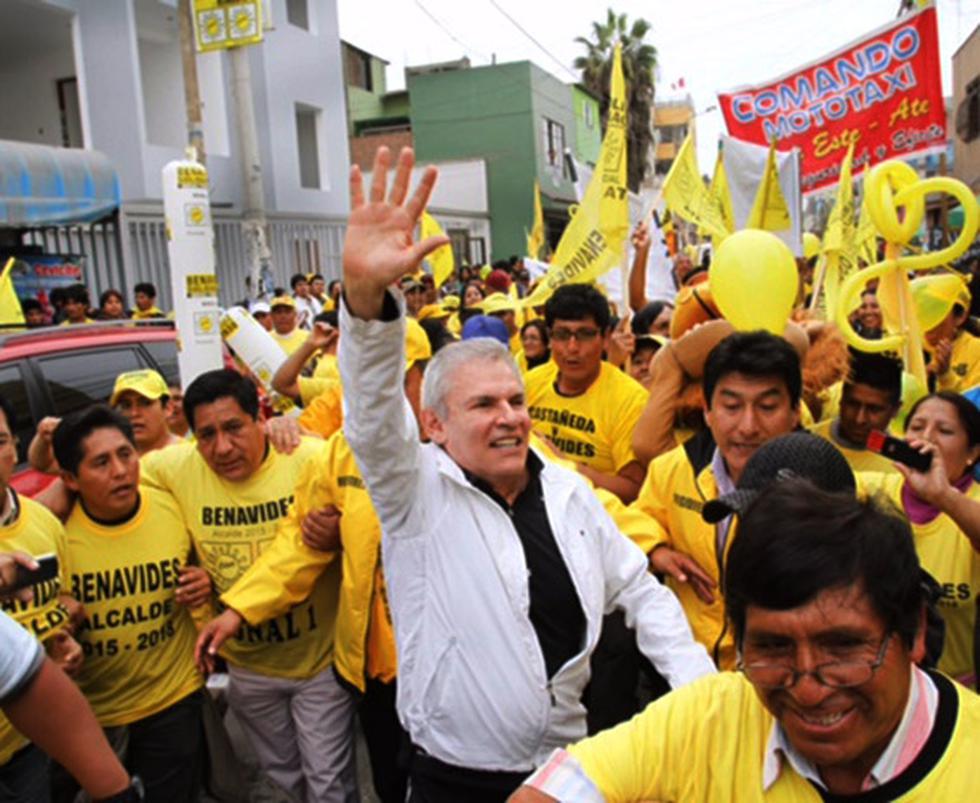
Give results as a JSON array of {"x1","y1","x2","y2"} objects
[
  {"x1": 746, "y1": 140, "x2": 792, "y2": 232},
  {"x1": 527, "y1": 181, "x2": 546, "y2": 260},
  {"x1": 523, "y1": 45, "x2": 629, "y2": 308},
  {"x1": 420, "y1": 211, "x2": 455, "y2": 289},
  {"x1": 822, "y1": 142, "x2": 856, "y2": 259},
  {"x1": 662, "y1": 133, "x2": 730, "y2": 240},
  {"x1": 0, "y1": 259, "x2": 24, "y2": 327},
  {"x1": 707, "y1": 150, "x2": 734, "y2": 247},
  {"x1": 856, "y1": 192, "x2": 877, "y2": 265}
]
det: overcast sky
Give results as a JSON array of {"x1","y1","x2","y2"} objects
[{"x1": 336, "y1": 0, "x2": 980, "y2": 174}]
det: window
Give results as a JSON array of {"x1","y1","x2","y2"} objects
[
  {"x1": 344, "y1": 47, "x2": 373, "y2": 92},
  {"x1": 447, "y1": 229, "x2": 470, "y2": 271},
  {"x1": 543, "y1": 118, "x2": 566, "y2": 170},
  {"x1": 295, "y1": 104, "x2": 322, "y2": 190},
  {"x1": 38, "y1": 348, "x2": 147, "y2": 416},
  {"x1": 0, "y1": 364, "x2": 35, "y2": 466},
  {"x1": 285, "y1": 0, "x2": 310, "y2": 30},
  {"x1": 142, "y1": 341, "x2": 180, "y2": 387},
  {"x1": 469, "y1": 237, "x2": 487, "y2": 266},
  {"x1": 956, "y1": 77, "x2": 980, "y2": 144}
]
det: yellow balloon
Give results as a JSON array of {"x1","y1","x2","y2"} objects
[
  {"x1": 802, "y1": 232, "x2": 821, "y2": 260},
  {"x1": 708, "y1": 229, "x2": 799, "y2": 334}
]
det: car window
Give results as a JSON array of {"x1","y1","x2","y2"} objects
[
  {"x1": 142, "y1": 340, "x2": 180, "y2": 386},
  {"x1": 38, "y1": 348, "x2": 147, "y2": 416},
  {"x1": 0, "y1": 363, "x2": 35, "y2": 466}
]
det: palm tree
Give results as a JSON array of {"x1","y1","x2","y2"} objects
[{"x1": 574, "y1": 9, "x2": 657, "y2": 191}]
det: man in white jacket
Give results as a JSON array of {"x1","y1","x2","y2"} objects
[{"x1": 338, "y1": 146, "x2": 714, "y2": 802}]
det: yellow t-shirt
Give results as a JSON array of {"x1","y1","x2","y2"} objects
[
  {"x1": 131, "y1": 306, "x2": 165, "y2": 320},
  {"x1": 222, "y1": 432, "x2": 393, "y2": 692},
  {"x1": 0, "y1": 495, "x2": 71, "y2": 765},
  {"x1": 525, "y1": 361, "x2": 647, "y2": 475},
  {"x1": 65, "y1": 488, "x2": 203, "y2": 727},
  {"x1": 298, "y1": 381, "x2": 344, "y2": 438},
  {"x1": 564, "y1": 670, "x2": 980, "y2": 801},
  {"x1": 937, "y1": 331, "x2": 980, "y2": 393},
  {"x1": 140, "y1": 439, "x2": 339, "y2": 679},
  {"x1": 313, "y1": 353, "x2": 340, "y2": 383},
  {"x1": 873, "y1": 474, "x2": 980, "y2": 682},
  {"x1": 270, "y1": 327, "x2": 309, "y2": 356},
  {"x1": 808, "y1": 418, "x2": 899, "y2": 475}
]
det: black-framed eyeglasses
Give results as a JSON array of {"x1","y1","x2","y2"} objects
[
  {"x1": 737, "y1": 633, "x2": 892, "y2": 690},
  {"x1": 550, "y1": 327, "x2": 601, "y2": 343}
]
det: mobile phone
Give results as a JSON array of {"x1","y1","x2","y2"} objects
[
  {"x1": 9, "y1": 553, "x2": 59, "y2": 593},
  {"x1": 866, "y1": 431, "x2": 933, "y2": 472}
]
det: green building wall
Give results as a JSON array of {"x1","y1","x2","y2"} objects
[{"x1": 410, "y1": 61, "x2": 580, "y2": 261}]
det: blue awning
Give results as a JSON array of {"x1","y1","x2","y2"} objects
[{"x1": 0, "y1": 139, "x2": 121, "y2": 227}]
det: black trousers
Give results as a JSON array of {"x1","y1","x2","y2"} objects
[
  {"x1": 406, "y1": 747, "x2": 527, "y2": 803},
  {"x1": 583, "y1": 611, "x2": 671, "y2": 734},
  {"x1": 358, "y1": 678, "x2": 408, "y2": 803},
  {"x1": 52, "y1": 689, "x2": 204, "y2": 803},
  {"x1": 0, "y1": 744, "x2": 49, "y2": 803}
]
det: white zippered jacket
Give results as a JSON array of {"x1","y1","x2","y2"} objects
[{"x1": 339, "y1": 297, "x2": 714, "y2": 772}]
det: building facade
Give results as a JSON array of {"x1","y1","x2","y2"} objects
[{"x1": 0, "y1": 0, "x2": 352, "y2": 306}]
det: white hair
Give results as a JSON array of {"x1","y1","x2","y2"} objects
[{"x1": 421, "y1": 338, "x2": 523, "y2": 418}]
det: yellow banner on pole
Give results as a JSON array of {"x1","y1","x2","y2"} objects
[
  {"x1": 522, "y1": 45, "x2": 629, "y2": 308},
  {"x1": 746, "y1": 140, "x2": 792, "y2": 232},
  {"x1": 421, "y1": 211, "x2": 455, "y2": 289},
  {"x1": 527, "y1": 181, "x2": 546, "y2": 260},
  {"x1": 0, "y1": 258, "x2": 25, "y2": 327},
  {"x1": 707, "y1": 150, "x2": 734, "y2": 248},
  {"x1": 192, "y1": 0, "x2": 263, "y2": 52},
  {"x1": 662, "y1": 133, "x2": 730, "y2": 241},
  {"x1": 820, "y1": 141, "x2": 856, "y2": 316}
]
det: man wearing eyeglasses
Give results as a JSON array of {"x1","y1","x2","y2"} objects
[
  {"x1": 525, "y1": 284, "x2": 648, "y2": 504},
  {"x1": 511, "y1": 478, "x2": 980, "y2": 802}
]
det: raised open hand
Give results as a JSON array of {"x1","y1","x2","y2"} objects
[{"x1": 343, "y1": 147, "x2": 449, "y2": 319}]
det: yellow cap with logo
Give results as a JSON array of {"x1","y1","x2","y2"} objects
[
  {"x1": 110, "y1": 369, "x2": 169, "y2": 406},
  {"x1": 911, "y1": 273, "x2": 972, "y2": 332},
  {"x1": 270, "y1": 295, "x2": 296, "y2": 309}
]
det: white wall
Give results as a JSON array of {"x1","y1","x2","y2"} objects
[
  {"x1": 138, "y1": 36, "x2": 184, "y2": 148},
  {"x1": 256, "y1": 0, "x2": 350, "y2": 215},
  {"x1": 0, "y1": 40, "x2": 75, "y2": 146}
]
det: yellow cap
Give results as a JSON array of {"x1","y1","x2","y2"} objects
[
  {"x1": 270, "y1": 295, "x2": 296, "y2": 309},
  {"x1": 479, "y1": 292, "x2": 517, "y2": 315},
  {"x1": 912, "y1": 273, "x2": 972, "y2": 332},
  {"x1": 802, "y1": 232, "x2": 821, "y2": 260},
  {"x1": 479, "y1": 265, "x2": 492, "y2": 280},
  {"x1": 441, "y1": 295, "x2": 461, "y2": 311},
  {"x1": 417, "y1": 303, "x2": 450, "y2": 321},
  {"x1": 405, "y1": 317, "x2": 432, "y2": 370},
  {"x1": 110, "y1": 369, "x2": 169, "y2": 406}
]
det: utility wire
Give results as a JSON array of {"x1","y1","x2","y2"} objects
[
  {"x1": 413, "y1": 0, "x2": 490, "y2": 62},
  {"x1": 486, "y1": 0, "x2": 580, "y2": 82}
]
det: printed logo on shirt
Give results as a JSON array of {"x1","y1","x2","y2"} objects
[
  {"x1": 1, "y1": 576, "x2": 68, "y2": 637},
  {"x1": 673, "y1": 493, "x2": 704, "y2": 514},
  {"x1": 200, "y1": 496, "x2": 293, "y2": 527},
  {"x1": 528, "y1": 406, "x2": 598, "y2": 435},
  {"x1": 337, "y1": 475, "x2": 365, "y2": 490},
  {"x1": 937, "y1": 582, "x2": 972, "y2": 605}
]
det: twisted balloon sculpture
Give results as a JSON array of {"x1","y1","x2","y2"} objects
[{"x1": 835, "y1": 160, "x2": 980, "y2": 387}]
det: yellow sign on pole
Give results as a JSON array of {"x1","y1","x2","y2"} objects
[{"x1": 192, "y1": 0, "x2": 263, "y2": 52}]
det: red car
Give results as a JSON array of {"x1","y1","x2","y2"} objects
[{"x1": 0, "y1": 320, "x2": 180, "y2": 497}]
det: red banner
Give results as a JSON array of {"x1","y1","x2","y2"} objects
[{"x1": 718, "y1": 4, "x2": 945, "y2": 194}]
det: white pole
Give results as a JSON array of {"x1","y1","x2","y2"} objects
[{"x1": 229, "y1": 45, "x2": 271, "y2": 300}]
